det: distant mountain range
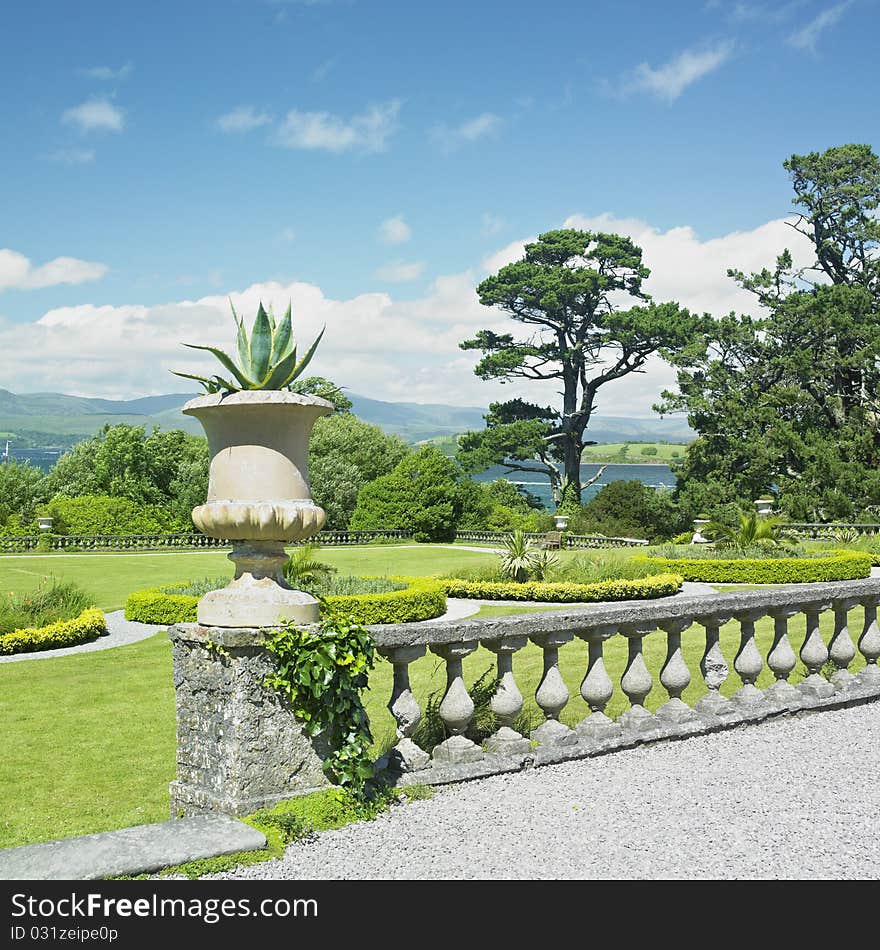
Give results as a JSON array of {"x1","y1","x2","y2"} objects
[{"x1": 0, "y1": 388, "x2": 694, "y2": 449}]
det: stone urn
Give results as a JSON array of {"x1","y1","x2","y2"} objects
[
  {"x1": 183, "y1": 390, "x2": 333, "y2": 627},
  {"x1": 37, "y1": 516, "x2": 53, "y2": 533},
  {"x1": 691, "y1": 518, "x2": 711, "y2": 544},
  {"x1": 553, "y1": 513, "x2": 569, "y2": 530},
  {"x1": 754, "y1": 498, "x2": 775, "y2": 516}
]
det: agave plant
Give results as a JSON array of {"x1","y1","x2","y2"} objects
[
  {"x1": 499, "y1": 529, "x2": 536, "y2": 583},
  {"x1": 706, "y1": 511, "x2": 790, "y2": 551},
  {"x1": 172, "y1": 299, "x2": 324, "y2": 393}
]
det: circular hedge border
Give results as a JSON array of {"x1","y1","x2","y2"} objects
[
  {"x1": 636, "y1": 550, "x2": 871, "y2": 584},
  {"x1": 441, "y1": 573, "x2": 683, "y2": 602},
  {"x1": 124, "y1": 577, "x2": 447, "y2": 626},
  {"x1": 0, "y1": 608, "x2": 108, "y2": 656}
]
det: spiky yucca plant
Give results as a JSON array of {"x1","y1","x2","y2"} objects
[{"x1": 172, "y1": 299, "x2": 324, "y2": 393}]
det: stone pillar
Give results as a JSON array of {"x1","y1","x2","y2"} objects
[
  {"x1": 618, "y1": 624, "x2": 656, "y2": 732},
  {"x1": 765, "y1": 608, "x2": 802, "y2": 708},
  {"x1": 857, "y1": 598, "x2": 880, "y2": 690},
  {"x1": 732, "y1": 610, "x2": 767, "y2": 710},
  {"x1": 798, "y1": 603, "x2": 835, "y2": 700},
  {"x1": 430, "y1": 641, "x2": 483, "y2": 765},
  {"x1": 576, "y1": 625, "x2": 622, "y2": 741},
  {"x1": 828, "y1": 599, "x2": 859, "y2": 693},
  {"x1": 656, "y1": 619, "x2": 700, "y2": 725},
  {"x1": 168, "y1": 624, "x2": 331, "y2": 818},
  {"x1": 530, "y1": 631, "x2": 576, "y2": 745},
  {"x1": 694, "y1": 615, "x2": 736, "y2": 720},
  {"x1": 379, "y1": 644, "x2": 430, "y2": 772},
  {"x1": 482, "y1": 636, "x2": 532, "y2": 756}
]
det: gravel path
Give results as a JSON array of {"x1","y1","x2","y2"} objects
[
  {"x1": 217, "y1": 703, "x2": 880, "y2": 880},
  {"x1": 0, "y1": 610, "x2": 161, "y2": 664}
]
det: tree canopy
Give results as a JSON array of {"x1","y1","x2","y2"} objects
[
  {"x1": 662, "y1": 143, "x2": 880, "y2": 520},
  {"x1": 458, "y1": 228, "x2": 703, "y2": 504}
]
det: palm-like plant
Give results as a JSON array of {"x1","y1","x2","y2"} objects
[
  {"x1": 172, "y1": 299, "x2": 324, "y2": 394},
  {"x1": 498, "y1": 529, "x2": 534, "y2": 582},
  {"x1": 706, "y1": 512, "x2": 790, "y2": 550},
  {"x1": 283, "y1": 543, "x2": 337, "y2": 588}
]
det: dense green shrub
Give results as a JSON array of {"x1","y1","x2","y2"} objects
[
  {"x1": 0, "y1": 608, "x2": 107, "y2": 656},
  {"x1": 44, "y1": 494, "x2": 182, "y2": 536},
  {"x1": 350, "y1": 446, "x2": 462, "y2": 542},
  {"x1": 125, "y1": 577, "x2": 447, "y2": 625},
  {"x1": 441, "y1": 573, "x2": 682, "y2": 602},
  {"x1": 637, "y1": 550, "x2": 871, "y2": 583},
  {"x1": 566, "y1": 480, "x2": 689, "y2": 542}
]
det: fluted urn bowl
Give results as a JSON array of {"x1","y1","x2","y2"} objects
[{"x1": 183, "y1": 390, "x2": 334, "y2": 627}]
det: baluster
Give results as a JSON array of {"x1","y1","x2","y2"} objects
[
  {"x1": 828, "y1": 598, "x2": 859, "y2": 692},
  {"x1": 482, "y1": 636, "x2": 531, "y2": 756},
  {"x1": 732, "y1": 609, "x2": 767, "y2": 710},
  {"x1": 694, "y1": 614, "x2": 736, "y2": 719},
  {"x1": 378, "y1": 645, "x2": 430, "y2": 772},
  {"x1": 765, "y1": 608, "x2": 803, "y2": 708},
  {"x1": 656, "y1": 620, "x2": 700, "y2": 725},
  {"x1": 576, "y1": 625, "x2": 622, "y2": 741},
  {"x1": 429, "y1": 641, "x2": 482, "y2": 765},
  {"x1": 529, "y1": 631, "x2": 576, "y2": 745},
  {"x1": 798, "y1": 602, "x2": 835, "y2": 700},
  {"x1": 618, "y1": 624, "x2": 657, "y2": 732},
  {"x1": 857, "y1": 597, "x2": 880, "y2": 690}
]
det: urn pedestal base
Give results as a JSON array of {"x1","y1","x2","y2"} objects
[{"x1": 197, "y1": 539, "x2": 320, "y2": 627}]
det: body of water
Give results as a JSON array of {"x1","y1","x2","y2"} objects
[
  {"x1": 3, "y1": 448, "x2": 63, "y2": 473},
  {"x1": 473, "y1": 462, "x2": 676, "y2": 509}
]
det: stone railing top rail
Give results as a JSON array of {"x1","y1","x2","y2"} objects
[
  {"x1": 173, "y1": 576, "x2": 880, "y2": 653},
  {"x1": 367, "y1": 576, "x2": 880, "y2": 649}
]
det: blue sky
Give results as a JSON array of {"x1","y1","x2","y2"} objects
[{"x1": 1, "y1": 0, "x2": 878, "y2": 408}]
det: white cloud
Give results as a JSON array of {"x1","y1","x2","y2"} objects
[
  {"x1": 215, "y1": 106, "x2": 272, "y2": 133},
  {"x1": 275, "y1": 100, "x2": 401, "y2": 153},
  {"x1": 431, "y1": 113, "x2": 502, "y2": 151},
  {"x1": 81, "y1": 63, "x2": 133, "y2": 81},
  {"x1": 373, "y1": 261, "x2": 425, "y2": 282},
  {"x1": 616, "y1": 42, "x2": 733, "y2": 102},
  {"x1": 378, "y1": 215, "x2": 411, "y2": 245},
  {"x1": 787, "y1": 1, "x2": 852, "y2": 51},
  {"x1": 1, "y1": 212, "x2": 818, "y2": 411},
  {"x1": 62, "y1": 98, "x2": 125, "y2": 133},
  {"x1": 46, "y1": 149, "x2": 96, "y2": 165},
  {"x1": 0, "y1": 249, "x2": 108, "y2": 292}
]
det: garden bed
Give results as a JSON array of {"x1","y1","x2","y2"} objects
[
  {"x1": 440, "y1": 573, "x2": 683, "y2": 602},
  {"x1": 636, "y1": 550, "x2": 871, "y2": 584},
  {"x1": 124, "y1": 576, "x2": 447, "y2": 626},
  {"x1": 0, "y1": 608, "x2": 108, "y2": 656}
]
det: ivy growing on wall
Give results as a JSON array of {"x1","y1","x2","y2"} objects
[{"x1": 263, "y1": 607, "x2": 376, "y2": 794}]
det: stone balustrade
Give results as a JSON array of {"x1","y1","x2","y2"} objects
[
  {"x1": 786, "y1": 522, "x2": 880, "y2": 539},
  {"x1": 454, "y1": 529, "x2": 649, "y2": 547},
  {"x1": 0, "y1": 528, "x2": 411, "y2": 554},
  {"x1": 370, "y1": 577, "x2": 880, "y2": 785}
]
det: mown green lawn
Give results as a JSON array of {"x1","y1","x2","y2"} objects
[
  {"x1": 0, "y1": 545, "x2": 502, "y2": 612},
  {"x1": 0, "y1": 591, "x2": 865, "y2": 849}
]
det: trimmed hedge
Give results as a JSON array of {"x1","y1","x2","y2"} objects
[
  {"x1": 0, "y1": 608, "x2": 107, "y2": 656},
  {"x1": 636, "y1": 550, "x2": 871, "y2": 584},
  {"x1": 442, "y1": 573, "x2": 683, "y2": 603},
  {"x1": 124, "y1": 577, "x2": 447, "y2": 626}
]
